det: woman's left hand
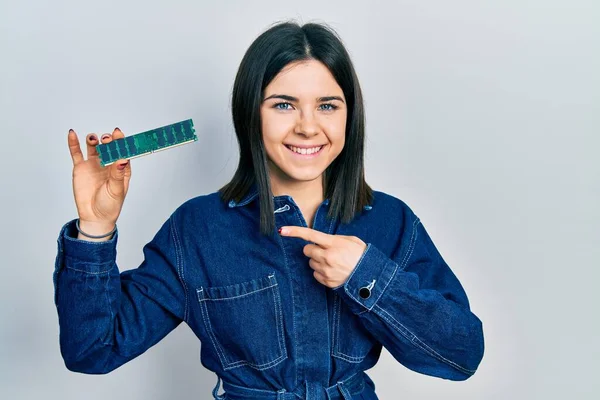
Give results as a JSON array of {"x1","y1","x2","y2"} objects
[{"x1": 279, "y1": 226, "x2": 367, "y2": 288}]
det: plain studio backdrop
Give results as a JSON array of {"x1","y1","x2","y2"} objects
[{"x1": 0, "y1": 0, "x2": 598, "y2": 399}]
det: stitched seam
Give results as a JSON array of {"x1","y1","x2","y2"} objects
[
  {"x1": 312, "y1": 202, "x2": 321, "y2": 229},
  {"x1": 344, "y1": 243, "x2": 371, "y2": 286},
  {"x1": 331, "y1": 293, "x2": 339, "y2": 356},
  {"x1": 202, "y1": 276, "x2": 273, "y2": 291},
  {"x1": 222, "y1": 353, "x2": 288, "y2": 370},
  {"x1": 334, "y1": 299, "x2": 368, "y2": 362},
  {"x1": 223, "y1": 380, "x2": 291, "y2": 394},
  {"x1": 293, "y1": 205, "x2": 304, "y2": 228},
  {"x1": 65, "y1": 265, "x2": 113, "y2": 274},
  {"x1": 102, "y1": 272, "x2": 114, "y2": 345},
  {"x1": 370, "y1": 218, "x2": 420, "y2": 308},
  {"x1": 338, "y1": 349, "x2": 367, "y2": 361},
  {"x1": 328, "y1": 213, "x2": 334, "y2": 235},
  {"x1": 342, "y1": 243, "x2": 373, "y2": 310},
  {"x1": 64, "y1": 256, "x2": 114, "y2": 267},
  {"x1": 333, "y1": 353, "x2": 366, "y2": 363},
  {"x1": 374, "y1": 304, "x2": 475, "y2": 375},
  {"x1": 171, "y1": 216, "x2": 189, "y2": 322},
  {"x1": 197, "y1": 289, "x2": 230, "y2": 368},
  {"x1": 274, "y1": 227, "x2": 297, "y2": 388},
  {"x1": 410, "y1": 334, "x2": 475, "y2": 375},
  {"x1": 293, "y1": 207, "x2": 305, "y2": 384},
  {"x1": 324, "y1": 203, "x2": 335, "y2": 388},
  {"x1": 324, "y1": 209, "x2": 334, "y2": 389},
  {"x1": 199, "y1": 284, "x2": 277, "y2": 301},
  {"x1": 335, "y1": 293, "x2": 342, "y2": 355},
  {"x1": 335, "y1": 293, "x2": 341, "y2": 354},
  {"x1": 236, "y1": 191, "x2": 258, "y2": 207},
  {"x1": 332, "y1": 292, "x2": 367, "y2": 363},
  {"x1": 271, "y1": 276, "x2": 288, "y2": 359},
  {"x1": 64, "y1": 252, "x2": 114, "y2": 272},
  {"x1": 397, "y1": 219, "x2": 421, "y2": 272}
]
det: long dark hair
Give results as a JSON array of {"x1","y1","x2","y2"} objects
[{"x1": 219, "y1": 20, "x2": 373, "y2": 236}]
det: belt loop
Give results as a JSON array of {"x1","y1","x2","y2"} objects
[
  {"x1": 336, "y1": 381, "x2": 352, "y2": 400},
  {"x1": 212, "y1": 375, "x2": 225, "y2": 400},
  {"x1": 305, "y1": 380, "x2": 316, "y2": 400},
  {"x1": 277, "y1": 388, "x2": 287, "y2": 400}
]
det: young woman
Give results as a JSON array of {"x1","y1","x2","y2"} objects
[{"x1": 55, "y1": 21, "x2": 484, "y2": 400}]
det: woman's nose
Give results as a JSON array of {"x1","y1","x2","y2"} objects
[{"x1": 294, "y1": 111, "x2": 319, "y2": 137}]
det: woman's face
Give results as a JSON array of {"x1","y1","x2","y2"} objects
[{"x1": 260, "y1": 59, "x2": 347, "y2": 187}]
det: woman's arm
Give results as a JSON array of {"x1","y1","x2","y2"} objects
[
  {"x1": 333, "y1": 212, "x2": 484, "y2": 380},
  {"x1": 53, "y1": 213, "x2": 187, "y2": 374}
]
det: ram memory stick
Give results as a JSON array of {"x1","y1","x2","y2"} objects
[{"x1": 96, "y1": 119, "x2": 197, "y2": 167}]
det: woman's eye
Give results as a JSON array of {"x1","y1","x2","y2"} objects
[
  {"x1": 319, "y1": 103, "x2": 337, "y2": 111},
  {"x1": 274, "y1": 102, "x2": 292, "y2": 110}
]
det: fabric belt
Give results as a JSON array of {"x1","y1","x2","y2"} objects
[{"x1": 212, "y1": 371, "x2": 368, "y2": 400}]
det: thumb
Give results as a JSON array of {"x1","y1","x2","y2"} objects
[{"x1": 107, "y1": 159, "x2": 129, "y2": 198}]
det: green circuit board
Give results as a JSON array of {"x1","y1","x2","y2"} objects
[{"x1": 96, "y1": 119, "x2": 197, "y2": 167}]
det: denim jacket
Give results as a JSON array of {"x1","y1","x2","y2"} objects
[{"x1": 53, "y1": 185, "x2": 484, "y2": 400}]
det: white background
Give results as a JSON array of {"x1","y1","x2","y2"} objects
[{"x1": 1, "y1": 0, "x2": 598, "y2": 399}]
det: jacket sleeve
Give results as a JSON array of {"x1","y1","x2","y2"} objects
[
  {"x1": 332, "y1": 210, "x2": 484, "y2": 380},
  {"x1": 52, "y1": 214, "x2": 188, "y2": 374}
]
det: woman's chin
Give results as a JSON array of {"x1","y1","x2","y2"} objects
[{"x1": 278, "y1": 168, "x2": 325, "y2": 183}]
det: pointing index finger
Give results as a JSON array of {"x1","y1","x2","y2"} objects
[{"x1": 280, "y1": 226, "x2": 334, "y2": 248}]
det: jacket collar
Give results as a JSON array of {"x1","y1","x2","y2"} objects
[
  {"x1": 227, "y1": 183, "x2": 259, "y2": 208},
  {"x1": 226, "y1": 182, "x2": 372, "y2": 211}
]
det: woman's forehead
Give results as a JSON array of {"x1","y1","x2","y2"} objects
[{"x1": 264, "y1": 60, "x2": 344, "y2": 99}]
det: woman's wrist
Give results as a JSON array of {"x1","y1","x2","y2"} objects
[{"x1": 76, "y1": 219, "x2": 117, "y2": 242}]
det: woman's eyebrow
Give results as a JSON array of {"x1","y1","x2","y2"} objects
[
  {"x1": 318, "y1": 96, "x2": 345, "y2": 103},
  {"x1": 263, "y1": 94, "x2": 298, "y2": 102},
  {"x1": 263, "y1": 94, "x2": 345, "y2": 103}
]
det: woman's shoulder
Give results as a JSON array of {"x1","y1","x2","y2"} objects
[
  {"x1": 169, "y1": 190, "x2": 227, "y2": 222},
  {"x1": 371, "y1": 189, "x2": 419, "y2": 220}
]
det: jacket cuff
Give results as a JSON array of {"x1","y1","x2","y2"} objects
[
  {"x1": 58, "y1": 218, "x2": 119, "y2": 271},
  {"x1": 333, "y1": 243, "x2": 398, "y2": 314}
]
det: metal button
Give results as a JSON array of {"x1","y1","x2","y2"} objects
[
  {"x1": 359, "y1": 287, "x2": 371, "y2": 299},
  {"x1": 359, "y1": 279, "x2": 376, "y2": 300}
]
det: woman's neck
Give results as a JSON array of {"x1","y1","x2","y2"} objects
[
  {"x1": 269, "y1": 173, "x2": 325, "y2": 228},
  {"x1": 271, "y1": 177, "x2": 323, "y2": 202}
]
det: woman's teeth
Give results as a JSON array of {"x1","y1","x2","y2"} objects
[{"x1": 286, "y1": 145, "x2": 323, "y2": 155}]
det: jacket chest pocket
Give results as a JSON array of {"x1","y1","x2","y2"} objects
[
  {"x1": 331, "y1": 292, "x2": 378, "y2": 363},
  {"x1": 196, "y1": 273, "x2": 288, "y2": 371}
]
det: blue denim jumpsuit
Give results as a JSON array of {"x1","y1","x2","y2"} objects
[{"x1": 53, "y1": 185, "x2": 484, "y2": 399}]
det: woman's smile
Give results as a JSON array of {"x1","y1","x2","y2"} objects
[{"x1": 284, "y1": 143, "x2": 326, "y2": 159}]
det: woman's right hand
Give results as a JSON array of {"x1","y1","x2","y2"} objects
[{"x1": 67, "y1": 127, "x2": 132, "y2": 232}]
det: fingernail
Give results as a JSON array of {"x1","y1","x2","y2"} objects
[
  {"x1": 114, "y1": 127, "x2": 120, "y2": 131},
  {"x1": 278, "y1": 228, "x2": 282, "y2": 234},
  {"x1": 69, "y1": 129, "x2": 74, "y2": 133},
  {"x1": 89, "y1": 135, "x2": 97, "y2": 141},
  {"x1": 102, "y1": 134, "x2": 110, "y2": 140},
  {"x1": 117, "y1": 161, "x2": 128, "y2": 170}
]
